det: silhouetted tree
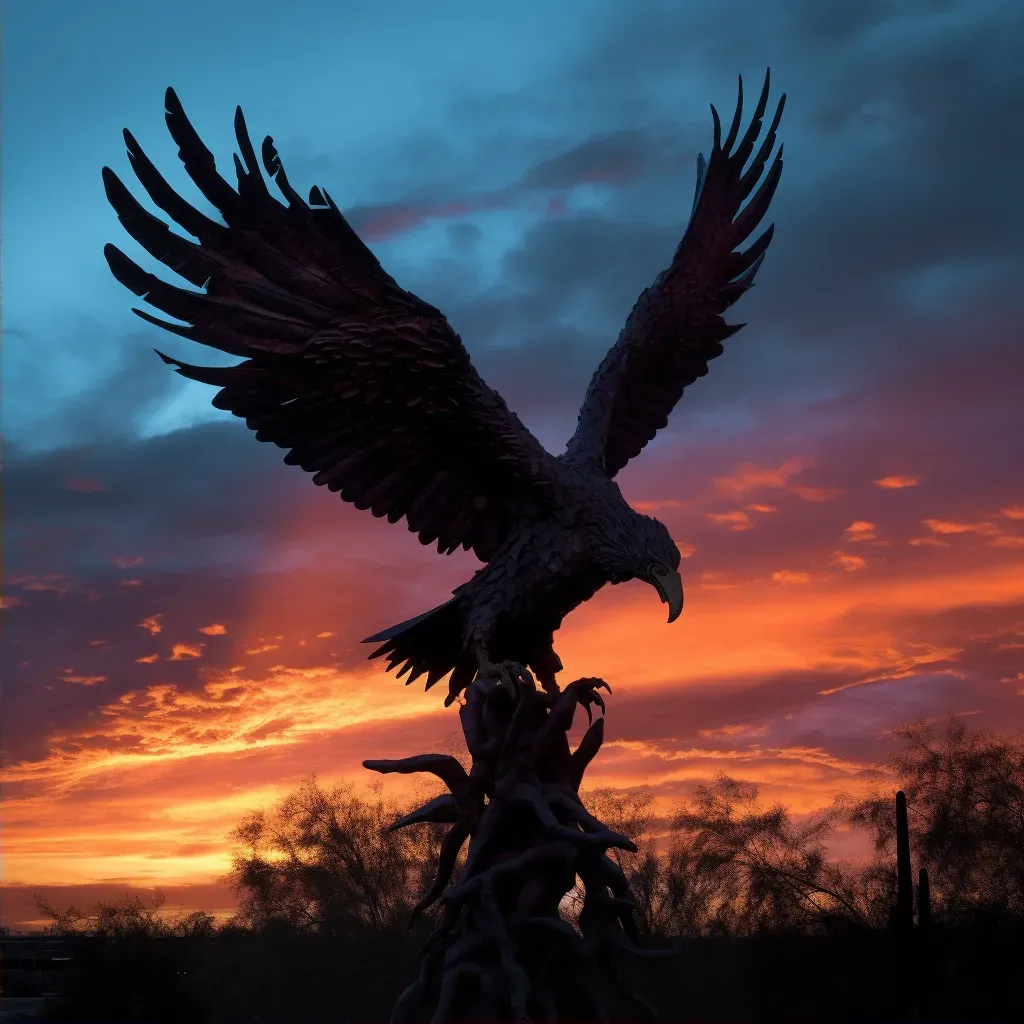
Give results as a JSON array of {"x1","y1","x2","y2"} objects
[
  {"x1": 664, "y1": 774, "x2": 868, "y2": 935},
  {"x1": 846, "y1": 715, "x2": 1024, "y2": 921},
  {"x1": 574, "y1": 776, "x2": 870, "y2": 938},
  {"x1": 228, "y1": 773, "x2": 451, "y2": 935},
  {"x1": 35, "y1": 889, "x2": 216, "y2": 938}
]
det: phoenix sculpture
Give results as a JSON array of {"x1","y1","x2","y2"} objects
[{"x1": 104, "y1": 70, "x2": 784, "y2": 1023}]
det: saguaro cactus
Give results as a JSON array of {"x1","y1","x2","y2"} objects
[{"x1": 894, "y1": 790, "x2": 914, "y2": 931}]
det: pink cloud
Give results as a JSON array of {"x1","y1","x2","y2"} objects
[
  {"x1": 990, "y1": 535, "x2": 1024, "y2": 549},
  {"x1": 842, "y1": 521, "x2": 877, "y2": 542},
  {"x1": 772, "y1": 570, "x2": 812, "y2": 584},
  {"x1": 706, "y1": 510, "x2": 752, "y2": 531},
  {"x1": 875, "y1": 475, "x2": 921, "y2": 489},
  {"x1": 830, "y1": 552, "x2": 868, "y2": 572},
  {"x1": 923, "y1": 518, "x2": 1001, "y2": 537},
  {"x1": 792, "y1": 485, "x2": 844, "y2": 503},
  {"x1": 713, "y1": 458, "x2": 805, "y2": 497}
]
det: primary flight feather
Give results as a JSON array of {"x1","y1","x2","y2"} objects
[{"x1": 103, "y1": 70, "x2": 785, "y2": 705}]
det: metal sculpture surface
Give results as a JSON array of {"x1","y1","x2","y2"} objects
[{"x1": 104, "y1": 69, "x2": 784, "y2": 1022}]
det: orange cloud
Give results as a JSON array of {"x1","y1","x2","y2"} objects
[
  {"x1": 1000, "y1": 506, "x2": 1024, "y2": 520},
  {"x1": 830, "y1": 552, "x2": 868, "y2": 572},
  {"x1": 875, "y1": 475, "x2": 920, "y2": 489},
  {"x1": 990, "y1": 535, "x2": 1024, "y2": 549},
  {"x1": 633, "y1": 498, "x2": 687, "y2": 512},
  {"x1": 707, "y1": 510, "x2": 752, "y2": 531},
  {"x1": 138, "y1": 615, "x2": 163, "y2": 635},
  {"x1": 7, "y1": 543, "x2": 1024, "y2": 888},
  {"x1": 22, "y1": 576, "x2": 73, "y2": 596},
  {"x1": 747, "y1": 503, "x2": 779, "y2": 514},
  {"x1": 59, "y1": 671, "x2": 107, "y2": 686},
  {"x1": 198, "y1": 623, "x2": 228, "y2": 636},
  {"x1": 842, "y1": 521, "x2": 877, "y2": 542},
  {"x1": 698, "y1": 723, "x2": 769, "y2": 740},
  {"x1": 713, "y1": 458, "x2": 804, "y2": 497},
  {"x1": 772, "y1": 570, "x2": 811, "y2": 584},
  {"x1": 674, "y1": 540, "x2": 697, "y2": 558},
  {"x1": 169, "y1": 643, "x2": 204, "y2": 661},
  {"x1": 245, "y1": 643, "x2": 281, "y2": 655},
  {"x1": 315, "y1": 631, "x2": 334, "y2": 640},
  {"x1": 909, "y1": 537, "x2": 950, "y2": 548},
  {"x1": 136, "y1": 653, "x2": 159, "y2": 664},
  {"x1": 922, "y1": 518, "x2": 1001, "y2": 537}
]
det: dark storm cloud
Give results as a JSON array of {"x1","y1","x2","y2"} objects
[
  {"x1": 436, "y1": 0, "x2": 1022, "y2": 403},
  {"x1": 5, "y1": 423, "x2": 293, "y2": 575}
]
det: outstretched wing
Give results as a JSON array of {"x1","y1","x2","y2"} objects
[
  {"x1": 104, "y1": 89, "x2": 560, "y2": 561},
  {"x1": 565, "y1": 69, "x2": 785, "y2": 478}
]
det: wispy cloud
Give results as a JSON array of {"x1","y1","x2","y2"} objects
[
  {"x1": 842, "y1": 521, "x2": 877, "y2": 543},
  {"x1": 830, "y1": 552, "x2": 868, "y2": 572},
  {"x1": 713, "y1": 459, "x2": 805, "y2": 498},
  {"x1": 875, "y1": 475, "x2": 921, "y2": 490},
  {"x1": 772, "y1": 570, "x2": 812, "y2": 584},
  {"x1": 169, "y1": 643, "x2": 204, "y2": 661},
  {"x1": 923, "y1": 518, "x2": 1001, "y2": 537},
  {"x1": 706, "y1": 510, "x2": 752, "y2": 531}
]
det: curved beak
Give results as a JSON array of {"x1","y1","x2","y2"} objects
[{"x1": 648, "y1": 566, "x2": 684, "y2": 623}]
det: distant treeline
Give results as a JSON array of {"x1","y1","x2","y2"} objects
[{"x1": 20, "y1": 715, "x2": 1024, "y2": 1022}]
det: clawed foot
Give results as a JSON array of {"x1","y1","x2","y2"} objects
[
  {"x1": 566, "y1": 676, "x2": 612, "y2": 723},
  {"x1": 478, "y1": 658, "x2": 535, "y2": 701}
]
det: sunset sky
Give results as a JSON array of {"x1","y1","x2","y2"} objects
[{"x1": 3, "y1": 0, "x2": 1023, "y2": 930}]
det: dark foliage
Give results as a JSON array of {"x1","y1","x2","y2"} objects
[
  {"x1": 227, "y1": 775, "x2": 450, "y2": 936},
  {"x1": 846, "y1": 715, "x2": 1024, "y2": 922}
]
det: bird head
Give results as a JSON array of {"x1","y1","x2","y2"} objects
[{"x1": 598, "y1": 513, "x2": 684, "y2": 623}]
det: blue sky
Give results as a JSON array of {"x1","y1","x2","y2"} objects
[
  {"x1": 4, "y1": 0, "x2": 657, "y2": 448},
  {"x1": 13, "y1": 0, "x2": 1018, "y2": 452}
]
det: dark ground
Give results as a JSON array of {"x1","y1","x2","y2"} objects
[{"x1": 5, "y1": 917, "x2": 1023, "y2": 1023}]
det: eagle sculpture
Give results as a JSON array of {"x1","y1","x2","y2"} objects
[{"x1": 103, "y1": 71, "x2": 784, "y2": 707}]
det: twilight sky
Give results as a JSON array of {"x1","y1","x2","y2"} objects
[{"x1": 3, "y1": 0, "x2": 1023, "y2": 928}]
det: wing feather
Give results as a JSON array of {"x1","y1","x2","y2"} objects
[
  {"x1": 566, "y1": 69, "x2": 785, "y2": 477},
  {"x1": 105, "y1": 89, "x2": 559, "y2": 561}
]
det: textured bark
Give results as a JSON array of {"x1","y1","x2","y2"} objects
[{"x1": 365, "y1": 674, "x2": 671, "y2": 1023}]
